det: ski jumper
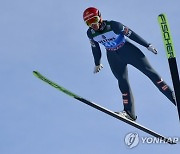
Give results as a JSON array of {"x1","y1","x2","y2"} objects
[{"x1": 87, "y1": 20, "x2": 176, "y2": 119}]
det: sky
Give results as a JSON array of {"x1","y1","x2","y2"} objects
[{"x1": 0, "y1": 0, "x2": 180, "y2": 153}]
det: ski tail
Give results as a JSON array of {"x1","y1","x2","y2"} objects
[
  {"x1": 33, "y1": 71, "x2": 176, "y2": 144},
  {"x1": 158, "y1": 14, "x2": 180, "y2": 122}
]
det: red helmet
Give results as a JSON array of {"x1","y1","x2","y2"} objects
[{"x1": 83, "y1": 7, "x2": 102, "y2": 23}]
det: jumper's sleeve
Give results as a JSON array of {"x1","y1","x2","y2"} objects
[
  {"x1": 87, "y1": 30, "x2": 102, "y2": 66},
  {"x1": 110, "y1": 20, "x2": 150, "y2": 48},
  {"x1": 126, "y1": 29, "x2": 150, "y2": 47}
]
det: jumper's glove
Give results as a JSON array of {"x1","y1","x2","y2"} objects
[
  {"x1": 94, "y1": 64, "x2": 103, "y2": 74},
  {"x1": 147, "y1": 44, "x2": 158, "y2": 54}
]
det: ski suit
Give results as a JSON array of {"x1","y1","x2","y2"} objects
[{"x1": 86, "y1": 20, "x2": 176, "y2": 119}]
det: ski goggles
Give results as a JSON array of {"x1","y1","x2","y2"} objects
[{"x1": 85, "y1": 16, "x2": 101, "y2": 27}]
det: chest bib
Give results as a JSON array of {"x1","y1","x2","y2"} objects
[{"x1": 93, "y1": 30, "x2": 126, "y2": 51}]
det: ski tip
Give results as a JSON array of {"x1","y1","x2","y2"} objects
[
  {"x1": 158, "y1": 14, "x2": 166, "y2": 21},
  {"x1": 158, "y1": 13, "x2": 165, "y2": 17},
  {"x1": 33, "y1": 71, "x2": 39, "y2": 77}
]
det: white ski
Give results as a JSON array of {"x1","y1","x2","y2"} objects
[{"x1": 33, "y1": 71, "x2": 176, "y2": 144}]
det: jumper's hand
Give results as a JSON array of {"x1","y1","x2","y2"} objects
[
  {"x1": 94, "y1": 64, "x2": 103, "y2": 73},
  {"x1": 147, "y1": 44, "x2": 158, "y2": 54}
]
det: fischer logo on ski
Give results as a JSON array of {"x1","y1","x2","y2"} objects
[{"x1": 158, "y1": 14, "x2": 175, "y2": 58}]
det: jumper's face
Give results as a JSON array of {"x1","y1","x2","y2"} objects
[
  {"x1": 85, "y1": 16, "x2": 101, "y2": 30},
  {"x1": 90, "y1": 23, "x2": 100, "y2": 31}
]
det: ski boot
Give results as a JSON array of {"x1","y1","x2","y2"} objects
[{"x1": 115, "y1": 110, "x2": 137, "y2": 121}]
